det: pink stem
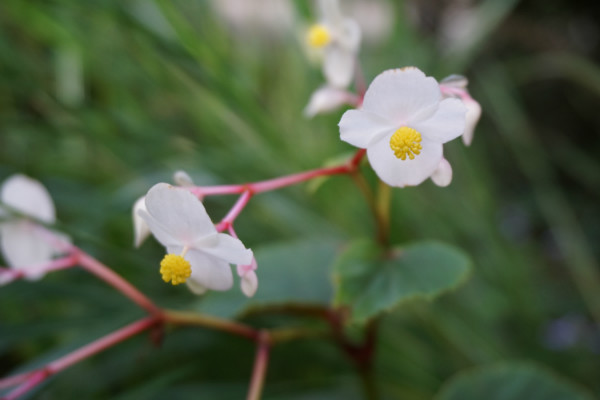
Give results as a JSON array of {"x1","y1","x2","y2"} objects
[
  {"x1": 75, "y1": 250, "x2": 160, "y2": 315},
  {"x1": 3, "y1": 316, "x2": 160, "y2": 400},
  {"x1": 246, "y1": 331, "x2": 271, "y2": 400},
  {"x1": 0, "y1": 254, "x2": 78, "y2": 284},
  {"x1": 188, "y1": 149, "x2": 366, "y2": 198},
  {"x1": 215, "y1": 191, "x2": 253, "y2": 232}
]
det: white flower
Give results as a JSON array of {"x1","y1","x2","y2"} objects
[
  {"x1": 339, "y1": 67, "x2": 466, "y2": 187},
  {"x1": 440, "y1": 74, "x2": 481, "y2": 146},
  {"x1": 304, "y1": 85, "x2": 358, "y2": 118},
  {"x1": 139, "y1": 183, "x2": 253, "y2": 294},
  {"x1": 210, "y1": 0, "x2": 295, "y2": 36},
  {"x1": 307, "y1": 0, "x2": 361, "y2": 88},
  {"x1": 0, "y1": 174, "x2": 67, "y2": 279}
]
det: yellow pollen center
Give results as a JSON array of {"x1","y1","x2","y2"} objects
[
  {"x1": 307, "y1": 24, "x2": 331, "y2": 48},
  {"x1": 160, "y1": 254, "x2": 191, "y2": 285},
  {"x1": 389, "y1": 127, "x2": 423, "y2": 160}
]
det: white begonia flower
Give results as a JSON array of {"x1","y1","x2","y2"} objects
[
  {"x1": 440, "y1": 74, "x2": 481, "y2": 146},
  {"x1": 430, "y1": 158, "x2": 453, "y2": 187},
  {"x1": 304, "y1": 85, "x2": 358, "y2": 118},
  {"x1": 339, "y1": 67, "x2": 466, "y2": 187},
  {"x1": 139, "y1": 183, "x2": 253, "y2": 294},
  {"x1": 0, "y1": 175, "x2": 66, "y2": 279},
  {"x1": 307, "y1": 0, "x2": 361, "y2": 88}
]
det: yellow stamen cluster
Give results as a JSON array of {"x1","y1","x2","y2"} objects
[
  {"x1": 389, "y1": 127, "x2": 423, "y2": 160},
  {"x1": 307, "y1": 24, "x2": 331, "y2": 48},
  {"x1": 160, "y1": 254, "x2": 191, "y2": 285}
]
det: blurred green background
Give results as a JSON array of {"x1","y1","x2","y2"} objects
[{"x1": 1, "y1": 0, "x2": 599, "y2": 398}]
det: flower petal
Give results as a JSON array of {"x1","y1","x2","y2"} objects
[
  {"x1": 462, "y1": 98, "x2": 481, "y2": 146},
  {"x1": 132, "y1": 196, "x2": 150, "y2": 248},
  {"x1": 138, "y1": 209, "x2": 179, "y2": 247},
  {"x1": 367, "y1": 136, "x2": 443, "y2": 187},
  {"x1": 361, "y1": 68, "x2": 441, "y2": 124},
  {"x1": 411, "y1": 97, "x2": 466, "y2": 143},
  {"x1": 1, "y1": 174, "x2": 55, "y2": 223},
  {"x1": 339, "y1": 109, "x2": 396, "y2": 148},
  {"x1": 304, "y1": 86, "x2": 353, "y2": 118},
  {"x1": 319, "y1": 0, "x2": 343, "y2": 25},
  {"x1": 241, "y1": 270, "x2": 258, "y2": 297},
  {"x1": 336, "y1": 19, "x2": 361, "y2": 52},
  {"x1": 144, "y1": 183, "x2": 216, "y2": 244},
  {"x1": 323, "y1": 45, "x2": 355, "y2": 88},
  {"x1": 430, "y1": 158, "x2": 453, "y2": 187},
  {"x1": 183, "y1": 248, "x2": 234, "y2": 292},
  {"x1": 198, "y1": 233, "x2": 253, "y2": 266},
  {"x1": 0, "y1": 221, "x2": 55, "y2": 271}
]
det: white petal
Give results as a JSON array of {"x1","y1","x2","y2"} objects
[
  {"x1": 323, "y1": 45, "x2": 355, "y2": 88},
  {"x1": 440, "y1": 74, "x2": 468, "y2": 89},
  {"x1": 339, "y1": 109, "x2": 396, "y2": 148},
  {"x1": 462, "y1": 98, "x2": 481, "y2": 146},
  {"x1": 336, "y1": 19, "x2": 361, "y2": 52},
  {"x1": 184, "y1": 248, "x2": 234, "y2": 291},
  {"x1": 173, "y1": 170, "x2": 195, "y2": 187},
  {"x1": 361, "y1": 68, "x2": 441, "y2": 124},
  {"x1": 0, "y1": 221, "x2": 55, "y2": 270},
  {"x1": 430, "y1": 158, "x2": 453, "y2": 187},
  {"x1": 318, "y1": 0, "x2": 343, "y2": 24},
  {"x1": 367, "y1": 136, "x2": 443, "y2": 187},
  {"x1": 411, "y1": 97, "x2": 466, "y2": 143},
  {"x1": 132, "y1": 196, "x2": 150, "y2": 248},
  {"x1": 304, "y1": 86, "x2": 352, "y2": 118},
  {"x1": 144, "y1": 183, "x2": 216, "y2": 244},
  {"x1": 186, "y1": 278, "x2": 207, "y2": 295},
  {"x1": 138, "y1": 209, "x2": 179, "y2": 247},
  {"x1": 241, "y1": 270, "x2": 258, "y2": 297},
  {"x1": 198, "y1": 233, "x2": 253, "y2": 266},
  {"x1": 1, "y1": 175, "x2": 55, "y2": 223}
]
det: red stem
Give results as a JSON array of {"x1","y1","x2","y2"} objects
[
  {"x1": 189, "y1": 149, "x2": 366, "y2": 198},
  {"x1": 3, "y1": 316, "x2": 161, "y2": 400},
  {"x1": 75, "y1": 250, "x2": 160, "y2": 315},
  {"x1": 246, "y1": 331, "x2": 271, "y2": 400}
]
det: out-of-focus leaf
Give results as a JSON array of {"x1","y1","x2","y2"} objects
[
  {"x1": 192, "y1": 238, "x2": 340, "y2": 318},
  {"x1": 333, "y1": 240, "x2": 471, "y2": 323},
  {"x1": 435, "y1": 362, "x2": 594, "y2": 400}
]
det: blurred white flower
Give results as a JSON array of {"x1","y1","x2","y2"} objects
[
  {"x1": 307, "y1": 0, "x2": 361, "y2": 88},
  {"x1": 211, "y1": 0, "x2": 295, "y2": 36},
  {"x1": 139, "y1": 183, "x2": 253, "y2": 294},
  {"x1": 345, "y1": 0, "x2": 394, "y2": 44},
  {"x1": 304, "y1": 85, "x2": 359, "y2": 117},
  {"x1": 440, "y1": 74, "x2": 481, "y2": 146},
  {"x1": 339, "y1": 67, "x2": 466, "y2": 187},
  {"x1": 173, "y1": 170, "x2": 195, "y2": 187},
  {"x1": 0, "y1": 174, "x2": 69, "y2": 279}
]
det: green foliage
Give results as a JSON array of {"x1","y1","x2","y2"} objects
[
  {"x1": 1, "y1": 0, "x2": 599, "y2": 398},
  {"x1": 334, "y1": 240, "x2": 471, "y2": 323},
  {"x1": 436, "y1": 363, "x2": 595, "y2": 400}
]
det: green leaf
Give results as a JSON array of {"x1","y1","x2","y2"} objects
[
  {"x1": 333, "y1": 240, "x2": 471, "y2": 323},
  {"x1": 435, "y1": 362, "x2": 595, "y2": 400},
  {"x1": 192, "y1": 239, "x2": 339, "y2": 318}
]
